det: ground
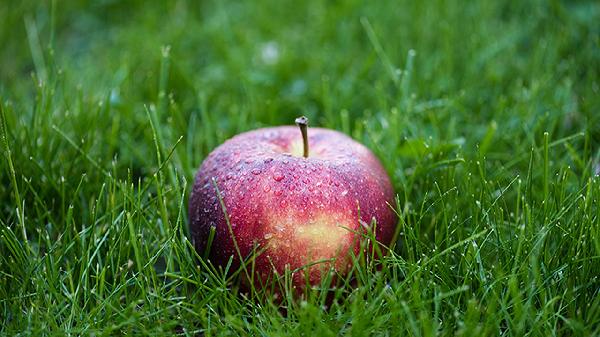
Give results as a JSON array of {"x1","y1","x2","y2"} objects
[{"x1": 1, "y1": 0, "x2": 599, "y2": 335}]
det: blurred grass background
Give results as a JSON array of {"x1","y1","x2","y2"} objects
[{"x1": 1, "y1": 0, "x2": 599, "y2": 335}]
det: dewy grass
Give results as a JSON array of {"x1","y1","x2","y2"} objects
[{"x1": 1, "y1": 0, "x2": 599, "y2": 335}]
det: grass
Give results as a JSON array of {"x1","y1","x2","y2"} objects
[{"x1": 1, "y1": 0, "x2": 599, "y2": 335}]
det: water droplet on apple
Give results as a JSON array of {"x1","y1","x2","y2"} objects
[
  {"x1": 280, "y1": 200, "x2": 287, "y2": 207},
  {"x1": 251, "y1": 168, "x2": 261, "y2": 175},
  {"x1": 341, "y1": 190, "x2": 348, "y2": 196},
  {"x1": 273, "y1": 172, "x2": 284, "y2": 181},
  {"x1": 264, "y1": 233, "x2": 273, "y2": 240},
  {"x1": 263, "y1": 185, "x2": 271, "y2": 192},
  {"x1": 274, "y1": 190, "x2": 283, "y2": 196},
  {"x1": 264, "y1": 158, "x2": 274, "y2": 163},
  {"x1": 245, "y1": 159, "x2": 254, "y2": 164}
]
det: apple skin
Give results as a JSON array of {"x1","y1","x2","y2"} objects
[{"x1": 189, "y1": 126, "x2": 396, "y2": 289}]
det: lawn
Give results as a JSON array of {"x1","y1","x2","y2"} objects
[{"x1": 1, "y1": 0, "x2": 599, "y2": 335}]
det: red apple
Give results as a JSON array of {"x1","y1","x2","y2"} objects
[{"x1": 189, "y1": 117, "x2": 396, "y2": 290}]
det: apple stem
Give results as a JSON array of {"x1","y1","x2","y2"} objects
[{"x1": 295, "y1": 116, "x2": 309, "y2": 158}]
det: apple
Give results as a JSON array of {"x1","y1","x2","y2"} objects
[{"x1": 189, "y1": 117, "x2": 396, "y2": 290}]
